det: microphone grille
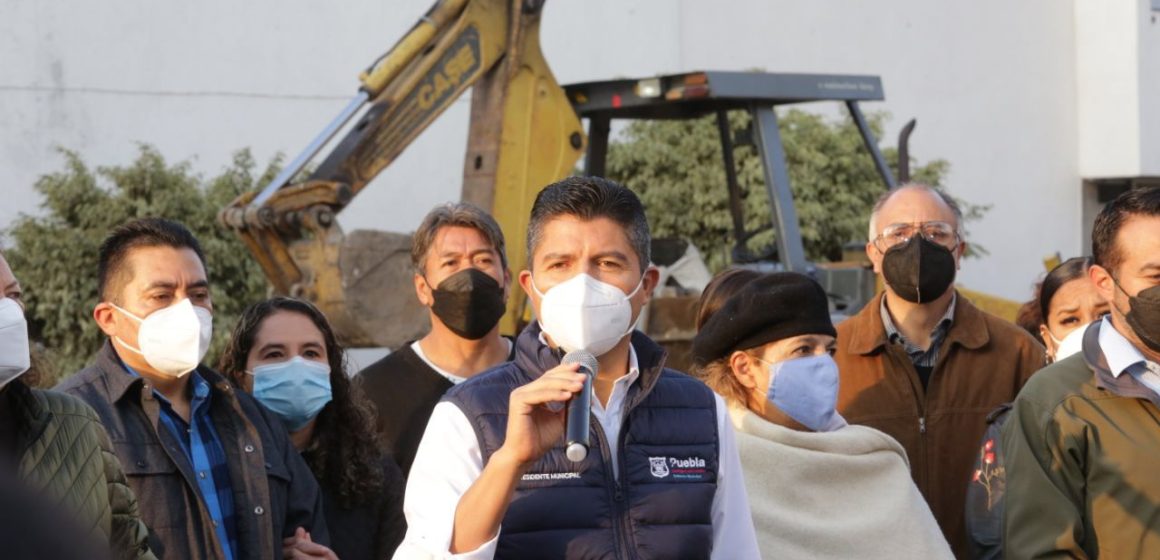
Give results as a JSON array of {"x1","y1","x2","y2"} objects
[{"x1": 561, "y1": 350, "x2": 598, "y2": 375}]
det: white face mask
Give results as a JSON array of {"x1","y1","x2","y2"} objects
[
  {"x1": 1049, "y1": 322, "x2": 1089, "y2": 362},
  {"x1": 0, "y1": 298, "x2": 31, "y2": 389},
  {"x1": 532, "y1": 272, "x2": 643, "y2": 357},
  {"x1": 112, "y1": 298, "x2": 213, "y2": 378}
]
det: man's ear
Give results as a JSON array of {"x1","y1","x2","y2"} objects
[
  {"x1": 640, "y1": 265, "x2": 661, "y2": 304},
  {"x1": 866, "y1": 241, "x2": 883, "y2": 274},
  {"x1": 413, "y1": 273, "x2": 433, "y2": 307},
  {"x1": 502, "y1": 267, "x2": 513, "y2": 299},
  {"x1": 93, "y1": 302, "x2": 119, "y2": 337},
  {"x1": 518, "y1": 269, "x2": 536, "y2": 301},
  {"x1": 1090, "y1": 264, "x2": 1117, "y2": 304},
  {"x1": 729, "y1": 351, "x2": 759, "y2": 390}
]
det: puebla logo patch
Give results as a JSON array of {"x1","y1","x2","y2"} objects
[
  {"x1": 648, "y1": 456, "x2": 708, "y2": 480},
  {"x1": 648, "y1": 457, "x2": 670, "y2": 478}
]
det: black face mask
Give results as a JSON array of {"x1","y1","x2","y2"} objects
[
  {"x1": 1116, "y1": 282, "x2": 1160, "y2": 353},
  {"x1": 430, "y1": 268, "x2": 507, "y2": 340},
  {"x1": 881, "y1": 235, "x2": 957, "y2": 304}
]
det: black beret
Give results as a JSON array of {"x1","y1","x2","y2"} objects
[{"x1": 691, "y1": 272, "x2": 835, "y2": 366}]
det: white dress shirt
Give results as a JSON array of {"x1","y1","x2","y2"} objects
[{"x1": 393, "y1": 343, "x2": 760, "y2": 560}]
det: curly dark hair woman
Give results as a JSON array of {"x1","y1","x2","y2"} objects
[{"x1": 218, "y1": 297, "x2": 405, "y2": 560}]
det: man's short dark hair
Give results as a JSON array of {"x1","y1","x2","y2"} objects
[
  {"x1": 98, "y1": 218, "x2": 207, "y2": 302},
  {"x1": 1092, "y1": 187, "x2": 1160, "y2": 273},
  {"x1": 411, "y1": 202, "x2": 508, "y2": 273},
  {"x1": 527, "y1": 176, "x2": 651, "y2": 270}
]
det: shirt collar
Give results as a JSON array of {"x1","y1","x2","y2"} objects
[
  {"x1": 881, "y1": 292, "x2": 957, "y2": 342},
  {"x1": 1098, "y1": 316, "x2": 1151, "y2": 378},
  {"x1": 121, "y1": 360, "x2": 210, "y2": 405},
  {"x1": 410, "y1": 341, "x2": 468, "y2": 385},
  {"x1": 623, "y1": 344, "x2": 641, "y2": 385}
]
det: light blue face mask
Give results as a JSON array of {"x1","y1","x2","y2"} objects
[
  {"x1": 251, "y1": 356, "x2": 333, "y2": 432},
  {"x1": 764, "y1": 354, "x2": 845, "y2": 432}
]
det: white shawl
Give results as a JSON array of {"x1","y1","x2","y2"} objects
[{"x1": 729, "y1": 405, "x2": 953, "y2": 559}]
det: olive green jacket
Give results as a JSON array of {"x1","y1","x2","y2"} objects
[
  {"x1": 1002, "y1": 320, "x2": 1160, "y2": 558},
  {"x1": 12, "y1": 381, "x2": 155, "y2": 560}
]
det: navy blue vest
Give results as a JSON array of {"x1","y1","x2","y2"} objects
[{"x1": 443, "y1": 325, "x2": 719, "y2": 559}]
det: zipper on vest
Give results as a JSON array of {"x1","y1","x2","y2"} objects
[
  {"x1": 615, "y1": 391, "x2": 639, "y2": 558},
  {"x1": 592, "y1": 420, "x2": 630, "y2": 558}
]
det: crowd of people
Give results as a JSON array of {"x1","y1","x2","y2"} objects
[{"x1": 1, "y1": 175, "x2": 1158, "y2": 559}]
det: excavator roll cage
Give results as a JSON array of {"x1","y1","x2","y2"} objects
[{"x1": 568, "y1": 71, "x2": 898, "y2": 274}]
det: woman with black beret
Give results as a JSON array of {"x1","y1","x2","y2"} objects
[{"x1": 691, "y1": 270, "x2": 951, "y2": 559}]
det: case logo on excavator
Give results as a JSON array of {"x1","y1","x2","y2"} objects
[{"x1": 417, "y1": 26, "x2": 481, "y2": 111}]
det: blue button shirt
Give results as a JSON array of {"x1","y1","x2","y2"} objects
[
  {"x1": 126, "y1": 364, "x2": 238, "y2": 560},
  {"x1": 1098, "y1": 317, "x2": 1160, "y2": 398}
]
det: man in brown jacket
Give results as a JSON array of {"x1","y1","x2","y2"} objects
[
  {"x1": 1003, "y1": 186, "x2": 1160, "y2": 558},
  {"x1": 834, "y1": 184, "x2": 1044, "y2": 556}
]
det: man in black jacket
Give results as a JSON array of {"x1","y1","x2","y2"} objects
[
  {"x1": 359, "y1": 202, "x2": 515, "y2": 476},
  {"x1": 56, "y1": 218, "x2": 333, "y2": 560}
]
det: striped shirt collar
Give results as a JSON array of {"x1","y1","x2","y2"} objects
[{"x1": 881, "y1": 293, "x2": 956, "y2": 364}]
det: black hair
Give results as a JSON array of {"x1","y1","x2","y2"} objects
[
  {"x1": 217, "y1": 297, "x2": 386, "y2": 508},
  {"x1": 1014, "y1": 297, "x2": 1044, "y2": 346},
  {"x1": 526, "y1": 176, "x2": 651, "y2": 270},
  {"x1": 1092, "y1": 187, "x2": 1160, "y2": 273},
  {"x1": 97, "y1": 218, "x2": 207, "y2": 302},
  {"x1": 1038, "y1": 257, "x2": 1093, "y2": 322},
  {"x1": 411, "y1": 202, "x2": 508, "y2": 273}
]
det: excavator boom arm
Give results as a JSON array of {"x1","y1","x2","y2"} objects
[{"x1": 220, "y1": 0, "x2": 584, "y2": 348}]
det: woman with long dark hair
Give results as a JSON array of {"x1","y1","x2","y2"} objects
[{"x1": 219, "y1": 297, "x2": 405, "y2": 560}]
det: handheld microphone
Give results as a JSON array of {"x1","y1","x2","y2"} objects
[{"x1": 561, "y1": 350, "x2": 597, "y2": 463}]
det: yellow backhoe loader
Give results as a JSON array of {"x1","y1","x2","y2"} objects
[
  {"x1": 220, "y1": 0, "x2": 581, "y2": 349},
  {"x1": 220, "y1": 0, "x2": 1021, "y2": 367}
]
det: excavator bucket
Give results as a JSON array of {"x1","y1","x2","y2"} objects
[{"x1": 333, "y1": 230, "x2": 430, "y2": 348}]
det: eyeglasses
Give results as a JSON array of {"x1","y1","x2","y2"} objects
[{"x1": 873, "y1": 221, "x2": 959, "y2": 251}]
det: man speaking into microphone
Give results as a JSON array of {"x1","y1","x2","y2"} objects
[{"x1": 394, "y1": 177, "x2": 758, "y2": 559}]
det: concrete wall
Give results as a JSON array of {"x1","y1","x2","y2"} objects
[{"x1": 2, "y1": 0, "x2": 1152, "y2": 303}]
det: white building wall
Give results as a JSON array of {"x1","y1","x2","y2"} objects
[
  {"x1": 1075, "y1": 0, "x2": 1141, "y2": 177},
  {"x1": 1, "y1": 0, "x2": 1152, "y2": 303},
  {"x1": 1138, "y1": 0, "x2": 1160, "y2": 175}
]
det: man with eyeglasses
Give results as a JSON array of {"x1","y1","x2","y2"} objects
[{"x1": 833, "y1": 183, "x2": 1044, "y2": 556}]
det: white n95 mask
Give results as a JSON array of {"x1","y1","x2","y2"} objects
[
  {"x1": 1051, "y1": 322, "x2": 1089, "y2": 362},
  {"x1": 533, "y1": 273, "x2": 643, "y2": 357},
  {"x1": 112, "y1": 298, "x2": 213, "y2": 378},
  {"x1": 0, "y1": 298, "x2": 31, "y2": 389}
]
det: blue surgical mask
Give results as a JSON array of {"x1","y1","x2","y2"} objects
[
  {"x1": 250, "y1": 356, "x2": 333, "y2": 431},
  {"x1": 763, "y1": 354, "x2": 845, "y2": 432}
]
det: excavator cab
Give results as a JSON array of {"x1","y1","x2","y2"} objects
[{"x1": 564, "y1": 71, "x2": 897, "y2": 369}]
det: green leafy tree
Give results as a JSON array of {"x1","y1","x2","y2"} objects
[
  {"x1": 605, "y1": 109, "x2": 986, "y2": 271},
  {"x1": 3, "y1": 146, "x2": 275, "y2": 383}
]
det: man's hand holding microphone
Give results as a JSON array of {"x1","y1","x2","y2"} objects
[{"x1": 451, "y1": 357, "x2": 593, "y2": 552}]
